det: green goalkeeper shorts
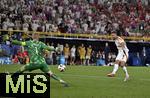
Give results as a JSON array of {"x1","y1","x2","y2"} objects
[{"x1": 23, "y1": 63, "x2": 50, "y2": 73}]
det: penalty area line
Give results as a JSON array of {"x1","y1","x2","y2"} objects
[{"x1": 58, "y1": 73, "x2": 150, "y2": 81}]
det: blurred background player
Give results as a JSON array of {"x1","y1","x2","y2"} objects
[
  {"x1": 55, "y1": 43, "x2": 63, "y2": 65},
  {"x1": 10, "y1": 33, "x2": 68, "y2": 87},
  {"x1": 86, "y1": 45, "x2": 92, "y2": 65},
  {"x1": 78, "y1": 44, "x2": 86, "y2": 65},
  {"x1": 70, "y1": 45, "x2": 76, "y2": 65},
  {"x1": 49, "y1": 43, "x2": 55, "y2": 65},
  {"x1": 44, "y1": 43, "x2": 51, "y2": 65},
  {"x1": 44, "y1": 43, "x2": 55, "y2": 65},
  {"x1": 104, "y1": 43, "x2": 110, "y2": 65},
  {"x1": 63, "y1": 43, "x2": 70, "y2": 65},
  {"x1": 107, "y1": 32, "x2": 129, "y2": 81}
]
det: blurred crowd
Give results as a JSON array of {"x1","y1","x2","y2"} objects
[{"x1": 0, "y1": 0, "x2": 149, "y2": 36}]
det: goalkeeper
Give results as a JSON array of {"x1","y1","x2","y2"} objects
[{"x1": 9, "y1": 33, "x2": 68, "y2": 87}]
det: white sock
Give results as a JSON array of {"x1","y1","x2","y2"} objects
[
  {"x1": 122, "y1": 66, "x2": 129, "y2": 76},
  {"x1": 112, "y1": 64, "x2": 119, "y2": 74}
]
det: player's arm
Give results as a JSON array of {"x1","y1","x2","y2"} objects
[
  {"x1": 118, "y1": 37, "x2": 125, "y2": 48},
  {"x1": 41, "y1": 43, "x2": 55, "y2": 51},
  {"x1": 12, "y1": 40, "x2": 26, "y2": 46},
  {"x1": 44, "y1": 46, "x2": 55, "y2": 51},
  {"x1": 3, "y1": 36, "x2": 26, "y2": 46},
  {"x1": 120, "y1": 41, "x2": 125, "y2": 48}
]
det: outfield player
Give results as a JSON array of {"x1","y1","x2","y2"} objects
[
  {"x1": 78, "y1": 44, "x2": 86, "y2": 65},
  {"x1": 107, "y1": 33, "x2": 129, "y2": 81},
  {"x1": 10, "y1": 33, "x2": 68, "y2": 87},
  {"x1": 86, "y1": 45, "x2": 92, "y2": 65}
]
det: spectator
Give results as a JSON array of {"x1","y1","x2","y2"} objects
[
  {"x1": 32, "y1": 21, "x2": 39, "y2": 31},
  {"x1": 23, "y1": 21, "x2": 29, "y2": 32},
  {"x1": 107, "y1": 52, "x2": 116, "y2": 66},
  {"x1": 90, "y1": 50, "x2": 97, "y2": 65},
  {"x1": 96, "y1": 51, "x2": 105, "y2": 66},
  {"x1": 50, "y1": 43, "x2": 55, "y2": 65},
  {"x1": 12, "y1": 55, "x2": 19, "y2": 64},
  {"x1": 17, "y1": 46, "x2": 29, "y2": 64},
  {"x1": 55, "y1": 43, "x2": 63, "y2": 64},
  {"x1": 70, "y1": 45, "x2": 76, "y2": 65},
  {"x1": 104, "y1": 42, "x2": 110, "y2": 65},
  {"x1": 44, "y1": 43, "x2": 54, "y2": 65}
]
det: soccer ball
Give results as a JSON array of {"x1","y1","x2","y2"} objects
[{"x1": 58, "y1": 64, "x2": 66, "y2": 72}]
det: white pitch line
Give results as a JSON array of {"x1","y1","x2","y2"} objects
[{"x1": 58, "y1": 73, "x2": 150, "y2": 81}]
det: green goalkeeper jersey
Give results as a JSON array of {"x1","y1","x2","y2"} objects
[{"x1": 12, "y1": 40, "x2": 55, "y2": 63}]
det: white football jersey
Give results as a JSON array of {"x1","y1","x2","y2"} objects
[
  {"x1": 71, "y1": 47, "x2": 76, "y2": 57},
  {"x1": 115, "y1": 37, "x2": 129, "y2": 52}
]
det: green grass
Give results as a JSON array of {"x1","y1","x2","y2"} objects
[{"x1": 0, "y1": 65, "x2": 150, "y2": 98}]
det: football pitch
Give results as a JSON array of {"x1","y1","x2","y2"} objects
[{"x1": 0, "y1": 65, "x2": 150, "y2": 98}]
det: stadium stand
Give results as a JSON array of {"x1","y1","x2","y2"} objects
[
  {"x1": 0, "y1": 0, "x2": 150, "y2": 66},
  {"x1": 0, "y1": 0, "x2": 149, "y2": 36}
]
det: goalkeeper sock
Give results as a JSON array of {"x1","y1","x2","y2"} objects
[
  {"x1": 47, "y1": 73, "x2": 68, "y2": 87},
  {"x1": 46, "y1": 73, "x2": 61, "y2": 82}
]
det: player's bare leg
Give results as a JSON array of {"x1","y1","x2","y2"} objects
[
  {"x1": 46, "y1": 71, "x2": 69, "y2": 87},
  {"x1": 87, "y1": 59, "x2": 90, "y2": 65},
  {"x1": 83, "y1": 59, "x2": 86, "y2": 65},
  {"x1": 107, "y1": 60, "x2": 120, "y2": 77},
  {"x1": 81, "y1": 59, "x2": 84, "y2": 65},
  {"x1": 73, "y1": 57, "x2": 75, "y2": 65},
  {"x1": 70, "y1": 57, "x2": 73, "y2": 65},
  {"x1": 120, "y1": 61, "x2": 129, "y2": 81},
  {"x1": 70, "y1": 57, "x2": 75, "y2": 65}
]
